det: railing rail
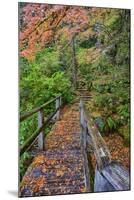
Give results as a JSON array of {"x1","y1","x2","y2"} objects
[
  {"x1": 79, "y1": 98, "x2": 130, "y2": 191},
  {"x1": 20, "y1": 95, "x2": 61, "y2": 122},
  {"x1": 80, "y1": 98, "x2": 111, "y2": 170},
  {"x1": 20, "y1": 95, "x2": 62, "y2": 156}
]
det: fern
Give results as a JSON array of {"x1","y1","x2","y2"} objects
[{"x1": 106, "y1": 117, "x2": 117, "y2": 131}]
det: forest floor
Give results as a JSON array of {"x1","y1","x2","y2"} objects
[{"x1": 104, "y1": 134, "x2": 130, "y2": 170}]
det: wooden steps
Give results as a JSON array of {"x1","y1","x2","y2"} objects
[
  {"x1": 20, "y1": 152, "x2": 89, "y2": 197},
  {"x1": 20, "y1": 104, "x2": 90, "y2": 197},
  {"x1": 77, "y1": 85, "x2": 91, "y2": 103}
]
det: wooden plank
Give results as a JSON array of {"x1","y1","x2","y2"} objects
[
  {"x1": 84, "y1": 107, "x2": 111, "y2": 170},
  {"x1": 94, "y1": 162, "x2": 130, "y2": 192},
  {"x1": 80, "y1": 99, "x2": 86, "y2": 148},
  {"x1": 20, "y1": 95, "x2": 61, "y2": 122},
  {"x1": 82, "y1": 146, "x2": 91, "y2": 192},
  {"x1": 102, "y1": 162, "x2": 130, "y2": 190},
  {"x1": 94, "y1": 166, "x2": 115, "y2": 192},
  {"x1": 80, "y1": 96, "x2": 91, "y2": 98},
  {"x1": 80, "y1": 99, "x2": 91, "y2": 191}
]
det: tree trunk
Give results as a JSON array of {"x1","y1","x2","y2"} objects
[{"x1": 71, "y1": 35, "x2": 77, "y2": 89}]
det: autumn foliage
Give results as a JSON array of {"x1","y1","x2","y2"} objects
[
  {"x1": 19, "y1": 3, "x2": 130, "y2": 194},
  {"x1": 19, "y1": 3, "x2": 109, "y2": 60}
]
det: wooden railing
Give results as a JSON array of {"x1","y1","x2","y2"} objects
[
  {"x1": 79, "y1": 98, "x2": 130, "y2": 192},
  {"x1": 20, "y1": 95, "x2": 62, "y2": 156}
]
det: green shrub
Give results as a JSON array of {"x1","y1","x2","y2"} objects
[
  {"x1": 93, "y1": 56, "x2": 112, "y2": 75},
  {"x1": 19, "y1": 115, "x2": 37, "y2": 145},
  {"x1": 19, "y1": 152, "x2": 33, "y2": 180},
  {"x1": 94, "y1": 94, "x2": 113, "y2": 108},
  {"x1": 42, "y1": 72, "x2": 74, "y2": 104},
  {"x1": 117, "y1": 104, "x2": 130, "y2": 125}
]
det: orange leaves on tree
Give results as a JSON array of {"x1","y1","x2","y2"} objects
[
  {"x1": 19, "y1": 3, "x2": 110, "y2": 60},
  {"x1": 19, "y1": 4, "x2": 70, "y2": 60}
]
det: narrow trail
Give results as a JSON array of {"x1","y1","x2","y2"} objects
[
  {"x1": 20, "y1": 102, "x2": 90, "y2": 197},
  {"x1": 20, "y1": 87, "x2": 130, "y2": 196}
]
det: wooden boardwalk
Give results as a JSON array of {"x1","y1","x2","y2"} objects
[
  {"x1": 19, "y1": 93, "x2": 130, "y2": 197},
  {"x1": 20, "y1": 103, "x2": 90, "y2": 197}
]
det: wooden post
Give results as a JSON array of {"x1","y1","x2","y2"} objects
[
  {"x1": 83, "y1": 122, "x2": 87, "y2": 149},
  {"x1": 94, "y1": 166, "x2": 115, "y2": 192},
  {"x1": 37, "y1": 109, "x2": 44, "y2": 150},
  {"x1": 80, "y1": 99, "x2": 87, "y2": 149},
  {"x1": 80, "y1": 98, "x2": 90, "y2": 191},
  {"x1": 60, "y1": 96, "x2": 62, "y2": 107},
  {"x1": 80, "y1": 98, "x2": 85, "y2": 127},
  {"x1": 55, "y1": 97, "x2": 60, "y2": 120}
]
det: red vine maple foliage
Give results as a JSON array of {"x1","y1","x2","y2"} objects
[{"x1": 19, "y1": 3, "x2": 108, "y2": 60}]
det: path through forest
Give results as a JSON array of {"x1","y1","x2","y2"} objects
[
  {"x1": 20, "y1": 101, "x2": 90, "y2": 197},
  {"x1": 20, "y1": 88, "x2": 130, "y2": 197}
]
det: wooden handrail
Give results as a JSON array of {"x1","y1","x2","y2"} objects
[
  {"x1": 79, "y1": 98, "x2": 129, "y2": 191},
  {"x1": 20, "y1": 95, "x2": 61, "y2": 122},
  {"x1": 20, "y1": 95, "x2": 62, "y2": 156},
  {"x1": 80, "y1": 98, "x2": 111, "y2": 170},
  {"x1": 20, "y1": 107, "x2": 60, "y2": 156},
  {"x1": 94, "y1": 162, "x2": 130, "y2": 192}
]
